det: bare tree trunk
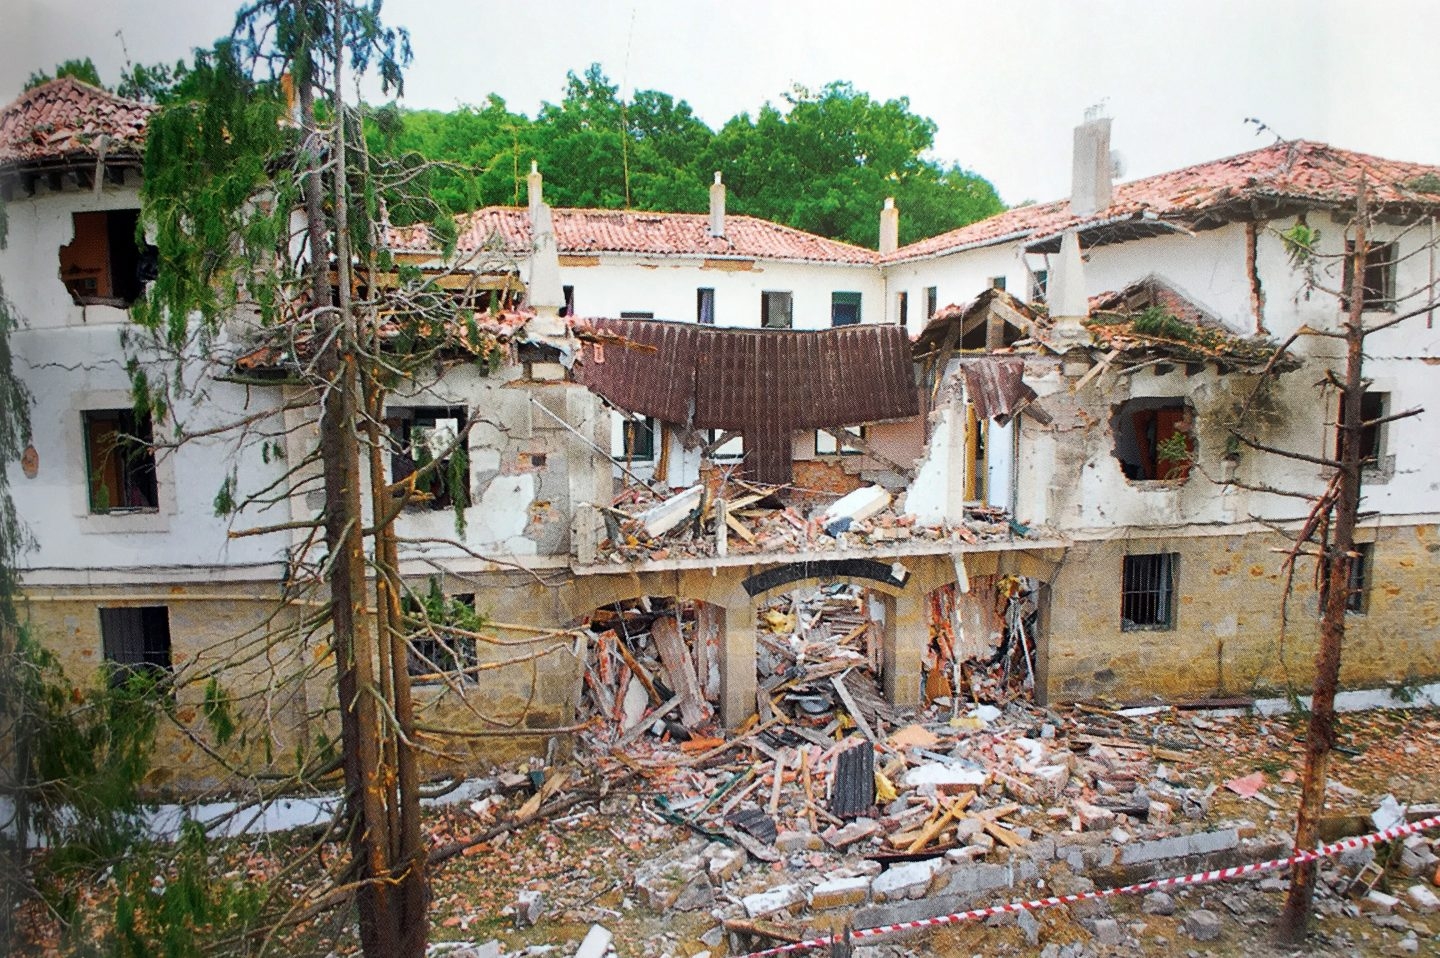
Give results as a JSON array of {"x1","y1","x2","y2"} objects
[{"x1": 1277, "y1": 180, "x2": 1369, "y2": 943}]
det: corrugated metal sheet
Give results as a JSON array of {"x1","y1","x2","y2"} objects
[
  {"x1": 953, "y1": 356, "x2": 1036, "y2": 425},
  {"x1": 576, "y1": 320, "x2": 920, "y2": 484}
]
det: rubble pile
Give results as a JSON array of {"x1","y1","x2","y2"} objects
[{"x1": 596, "y1": 478, "x2": 1020, "y2": 563}]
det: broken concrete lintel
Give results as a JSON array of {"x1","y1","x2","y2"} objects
[{"x1": 638, "y1": 484, "x2": 705, "y2": 538}]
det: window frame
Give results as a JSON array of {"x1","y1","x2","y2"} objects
[
  {"x1": 386, "y1": 405, "x2": 471, "y2": 512},
  {"x1": 1335, "y1": 390, "x2": 1387, "y2": 466},
  {"x1": 696, "y1": 287, "x2": 715, "y2": 325},
  {"x1": 99, "y1": 605, "x2": 173, "y2": 682},
  {"x1": 1121, "y1": 552, "x2": 1178, "y2": 631},
  {"x1": 83, "y1": 408, "x2": 159, "y2": 514},
  {"x1": 1345, "y1": 542, "x2": 1373, "y2": 615},
  {"x1": 924, "y1": 286, "x2": 938, "y2": 320},
  {"x1": 613, "y1": 414, "x2": 656, "y2": 463},
  {"x1": 896, "y1": 290, "x2": 909, "y2": 327},
  {"x1": 761, "y1": 290, "x2": 794, "y2": 329},
  {"x1": 403, "y1": 589, "x2": 479, "y2": 683},
  {"x1": 1029, "y1": 269, "x2": 1049, "y2": 304},
  {"x1": 830, "y1": 291, "x2": 862, "y2": 327},
  {"x1": 1343, "y1": 240, "x2": 1398, "y2": 312}
]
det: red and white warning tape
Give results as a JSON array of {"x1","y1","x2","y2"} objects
[{"x1": 742, "y1": 812, "x2": 1440, "y2": 957}]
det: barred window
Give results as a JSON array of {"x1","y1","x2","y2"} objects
[{"x1": 1121, "y1": 553, "x2": 1177, "y2": 630}]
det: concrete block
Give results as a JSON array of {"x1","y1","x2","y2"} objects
[
  {"x1": 810, "y1": 875, "x2": 871, "y2": 911},
  {"x1": 1118, "y1": 834, "x2": 1194, "y2": 866},
  {"x1": 1142, "y1": 891, "x2": 1176, "y2": 915},
  {"x1": 742, "y1": 884, "x2": 805, "y2": 919},
  {"x1": 1406, "y1": 884, "x2": 1440, "y2": 913},
  {"x1": 1183, "y1": 909, "x2": 1222, "y2": 941},
  {"x1": 871, "y1": 858, "x2": 948, "y2": 902},
  {"x1": 1087, "y1": 917, "x2": 1124, "y2": 946},
  {"x1": 1185, "y1": 827, "x2": 1240, "y2": 857},
  {"x1": 943, "y1": 862, "x2": 1013, "y2": 898}
]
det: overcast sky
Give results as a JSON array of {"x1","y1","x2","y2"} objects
[{"x1": 4, "y1": 0, "x2": 1438, "y2": 206}]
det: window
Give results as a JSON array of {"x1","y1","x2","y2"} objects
[
  {"x1": 830, "y1": 291, "x2": 862, "y2": 327},
  {"x1": 1111, "y1": 398, "x2": 1194, "y2": 481},
  {"x1": 925, "y1": 286, "x2": 938, "y2": 319},
  {"x1": 58, "y1": 209, "x2": 155, "y2": 307},
  {"x1": 896, "y1": 291, "x2": 908, "y2": 326},
  {"x1": 1029, "y1": 269, "x2": 1049, "y2": 304},
  {"x1": 706, "y1": 429, "x2": 745, "y2": 461},
  {"x1": 1335, "y1": 390, "x2": 1387, "y2": 465},
  {"x1": 387, "y1": 406, "x2": 470, "y2": 511},
  {"x1": 403, "y1": 583, "x2": 479, "y2": 682},
  {"x1": 989, "y1": 276, "x2": 1007, "y2": 291},
  {"x1": 100, "y1": 606, "x2": 172, "y2": 680},
  {"x1": 84, "y1": 409, "x2": 158, "y2": 513},
  {"x1": 697, "y1": 287, "x2": 715, "y2": 325},
  {"x1": 1343, "y1": 241, "x2": 1397, "y2": 311},
  {"x1": 561, "y1": 285, "x2": 576, "y2": 317},
  {"x1": 612, "y1": 414, "x2": 656, "y2": 462},
  {"x1": 761, "y1": 290, "x2": 793, "y2": 329},
  {"x1": 816, "y1": 425, "x2": 863, "y2": 455},
  {"x1": 1346, "y1": 542, "x2": 1373, "y2": 614},
  {"x1": 620, "y1": 311, "x2": 654, "y2": 319},
  {"x1": 1121, "y1": 553, "x2": 1177, "y2": 630}
]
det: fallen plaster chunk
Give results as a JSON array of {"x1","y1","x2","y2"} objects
[
  {"x1": 820, "y1": 485, "x2": 891, "y2": 537},
  {"x1": 1371, "y1": 793, "x2": 1406, "y2": 832},
  {"x1": 637, "y1": 484, "x2": 704, "y2": 538},
  {"x1": 902, "y1": 763, "x2": 988, "y2": 790},
  {"x1": 741, "y1": 883, "x2": 805, "y2": 918},
  {"x1": 1407, "y1": 884, "x2": 1440, "y2": 913},
  {"x1": 573, "y1": 924, "x2": 613, "y2": 958}
]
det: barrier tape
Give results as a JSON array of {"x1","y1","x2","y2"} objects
[{"x1": 741, "y1": 812, "x2": 1440, "y2": 957}]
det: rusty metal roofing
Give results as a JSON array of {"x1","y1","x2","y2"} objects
[
  {"x1": 0, "y1": 77, "x2": 153, "y2": 170},
  {"x1": 950, "y1": 357, "x2": 1037, "y2": 425},
  {"x1": 575, "y1": 319, "x2": 919, "y2": 484},
  {"x1": 886, "y1": 140, "x2": 1440, "y2": 264},
  {"x1": 388, "y1": 207, "x2": 880, "y2": 265}
]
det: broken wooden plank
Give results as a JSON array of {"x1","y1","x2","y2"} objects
[
  {"x1": 651, "y1": 615, "x2": 708, "y2": 727},
  {"x1": 614, "y1": 694, "x2": 682, "y2": 749},
  {"x1": 724, "y1": 511, "x2": 758, "y2": 545},
  {"x1": 831, "y1": 672, "x2": 877, "y2": 744},
  {"x1": 906, "y1": 791, "x2": 974, "y2": 853}
]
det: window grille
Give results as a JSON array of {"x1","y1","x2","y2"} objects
[{"x1": 1121, "y1": 553, "x2": 1176, "y2": 630}]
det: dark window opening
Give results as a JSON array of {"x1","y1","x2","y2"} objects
[
  {"x1": 1335, "y1": 390, "x2": 1387, "y2": 465},
  {"x1": 896, "y1": 291, "x2": 909, "y2": 327},
  {"x1": 59, "y1": 209, "x2": 155, "y2": 307},
  {"x1": 100, "y1": 606, "x2": 172, "y2": 682},
  {"x1": 697, "y1": 287, "x2": 715, "y2": 325},
  {"x1": 560, "y1": 285, "x2": 576, "y2": 317},
  {"x1": 1346, "y1": 542, "x2": 1373, "y2": 614},
  {"x1": 620, "y1": 311, "x2": 654, "y2": 319},
  {"x1": 830, "y1": 291, "x2": 862, "y2": 327},
  {"x1": 761, "y1": 290, "x2": 793, "y2": 329},
  {"x1": 1029, "y1": 269, "x2": 1049, "y2": 304},
  {"x1": 1343, "y1": 241, "x2": 1397, "y2": 311},
  {"x1": 84, "y1": 408, "x2": 157, "y2": 512},
  {"x1": 1121, "y1": 553, "x2": 1177, "y2": 630},
  {"x1": 989, "y1": 276, "x2": 1007, "y2": 291},
  {"x1": 617, "y1": 415, "x2": 656, "y2": 462},
  {"x1": 387, "y1": 406, "x2": 470, "y2": 511},
  {"x1": 403, "y1": 583, "x2": 479, "y2": 682},
  {"x1": 925, "y1": 286, "x2": 938, "y2": 319},
  {"x1": 1111, "y1": 397, "x2": 1194, "y2": 481}
]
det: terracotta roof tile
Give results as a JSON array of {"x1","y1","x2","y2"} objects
[
  {"x1": 886, "y1": 141, "x2": 1440, "y2": 263},
  {"x1": 389, "y1": 207, "x2": 879, "y2": 265},
  {"x1": 0, "y1": 77, "x2": 153, "y2": 169}
]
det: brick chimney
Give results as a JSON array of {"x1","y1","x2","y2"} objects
[
  {"x1": 709, "y1": 171, "x2": 726, "y2": 238},
  {"x1": 1070, "y1": 111, "x2": 1113, "y2": 217},
  {"x1": 878, "y1": 197, "x2": 899, "y2": 255}
]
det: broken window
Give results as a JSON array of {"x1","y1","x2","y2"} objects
[
  {"x1": 100, "y1": 606, "x2": 172, "y2": 682},
  {"x1": 58, "y1": 209, "x2": 154, "y2": 307},
  {"x1": 1110, "y1": 397, "x2": 1194, "y2": 481},
  {"x1": 84, "y1": 409, "x2": 158, "y2": 513},
  {"x1": 815, "y1": 425, "x2": 863, "y2": 455},
  {"x1": 1335, "y1": 390, "x2": 1387, "y2": 465},
  {"x1": 697, "y1": 287, "x2": 715, "y2": 325},
  {"x1": 830, "y1": 291, "x2": 862, "y2": 327},
  {"x1": 1029, "y1": 269, "x2": 1049, "y2": 304},
  {"x1": 612, "y1": 414, "x2": 656, "y2": 462},
  {"x1": 1121, "y1": 553, "x2": 1177, "y2": 630},
  {"x1": 1343, "y1": 240, "x2": 1397, "y2": 311},
  {"x1": 896, "y1": 291, "x2": 908, "y2": 327},
  {"x1": 761, "y1": 290, "x2": 793, "y2": 329},
  {"x1": 387, "y1": 406, "x2": 470, "y2": 511},
  {"x1": 403, "y1": 581, "x2": 479, "y2": 682},
  {"x1": 925, "y1": 286, "x2": 938, "y2": 319}
]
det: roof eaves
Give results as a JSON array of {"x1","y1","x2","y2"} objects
[{"x1": 883, "y1": 226, "x2": 1043, "y2": 266}]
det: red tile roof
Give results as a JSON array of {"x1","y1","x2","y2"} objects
[
  {"x1": 389, "y1": 207, "x2": 879, "y2": 265},
  {"x1": 886, "y1": 141, "x2": 1440, "y2": 263},
  {"x1": 0, "y1": 77, "x2": 153, "y2": 169}
]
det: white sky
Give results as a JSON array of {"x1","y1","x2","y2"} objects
[{"x1": 4, "y1": 0, "x2": 1439, "y2": 206}]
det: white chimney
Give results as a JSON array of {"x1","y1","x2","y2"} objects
[
  {"x1": 1070, "y1": 113, "x2": 1113, "y2": 217},
  {"x1": 709, "y1": 171, "x2": 726, "y2": 238},
  {"x1": 1047, "y1": 231, "x2": 1093, "y2": 350},
  {"x1": 527, "y1": 202, "x2": 566, "y2": 337},
  {"x1": 527, "y1": 160, "x2": 543, "y2": 215},
  {"x1": 878, "y1": 197, "x2": 899, "y2": 255}
]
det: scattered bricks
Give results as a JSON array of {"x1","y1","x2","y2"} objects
[
  {"x1": 1183, "y1": 909, "x2": 1222, "y2": 941},
  {"x1": 1147, "y1": 800, "x2": 1173, "y2": 825},
  {"x1": 574, "y1": 924, "x2": 613, "y2": 958},
  {"x1": 1406, "y1": 884, "x2": 1440, "y2": 914},
  {"x1": 1086, "y1": 917, "x2": 1124, "y2": 946},
  {"x1": 966, "y1": 831, "x2": 996, "y2": 853},
  {"x1": 1362, "y1": 890, "x2": 1400, "y2": 914},
  {"x1": 823, "y1": 819, "x2": 880, "y2": 850},
  {"x1": 775, "y1": 830, "x2": 824, "y2": 853},
  {"x1": 1075, "y1": 801, "x2": 1115, "y2": 832},
  {"x1": 741, "y1": 884, "x2": 805, "y2": 919},
  {"x1": 1142, "y1": 891, "x2": 1176, "y2": 915},
  {"x1": 953, "y1": 817, "x2": 984, "y2": 842},
  {"x1": 1400, "y1": 836, "x2": 1439, "y2": 877},
  {"x1": 514, "y1": 889, "x2": 544, "y2": 928},
  {"x1": 1033, "y1": 764, "x2": 1070, "y2": 797},
  {"x1": 634, "y1": 855, "x2": 711, "y2": 912},
  {"x1": 809, "y1": 876, "x2": 871, "y2": 911},
  {"x1": 871, "y1": 859, "x2": 949, "y2": 902}
]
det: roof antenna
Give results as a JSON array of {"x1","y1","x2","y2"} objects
[{"x1": 1244, "y1": 117, "x2": 1286, "y2": 144}]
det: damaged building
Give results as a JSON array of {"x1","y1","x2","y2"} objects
[{"x1": 2, "y1": 79, "x2": 1438, "y2": 790}]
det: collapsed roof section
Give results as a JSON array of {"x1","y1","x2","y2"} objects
[
  {"x1": 1084, "y1": 277, "x2": 1299, "y2": 372},
  {"x1": 572, "y1": 319, "x2": 919, "y2": 485}
]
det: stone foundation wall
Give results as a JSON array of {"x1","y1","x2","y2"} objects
[{"x1": 1043, "y1": 524, "x2": 1440, "y2": 703}]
